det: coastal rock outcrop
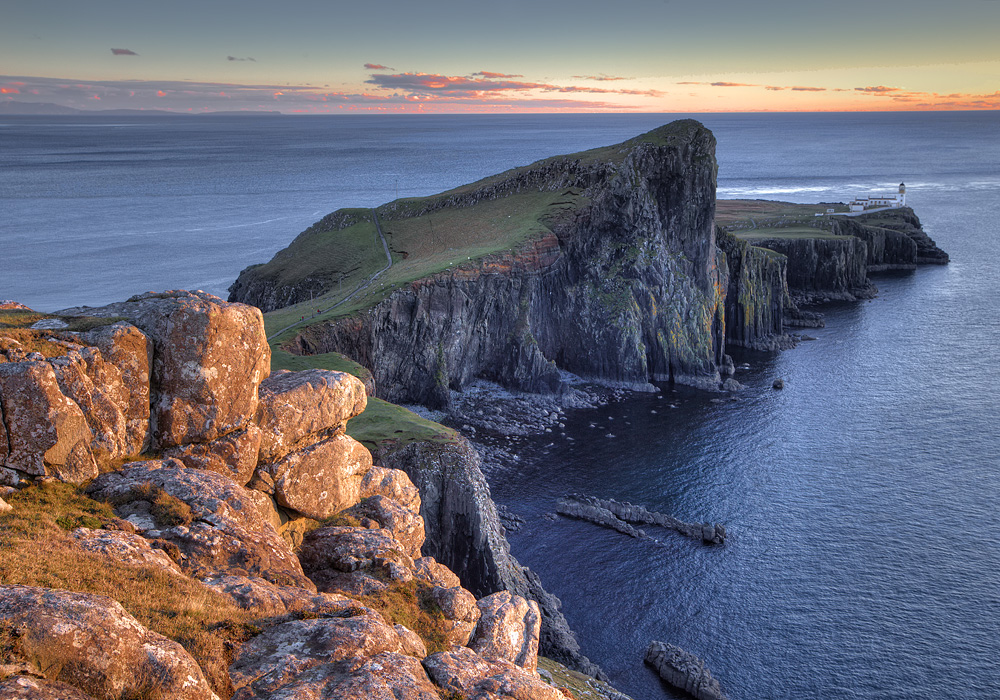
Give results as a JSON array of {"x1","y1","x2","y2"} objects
[
  {"x1": 644, "y1": 641, "x2": 728, "y2": 700},
  {"x1": 558, "y1": 494, "x2": 726, "y2": 545}
]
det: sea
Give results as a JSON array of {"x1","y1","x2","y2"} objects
[{"x1": 2, "y1": 112, "x2": 999, "y2": 699}]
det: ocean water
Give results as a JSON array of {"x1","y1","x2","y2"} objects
[{"x1": 2, "y1": 112, "x2": 999, "y2": 699}]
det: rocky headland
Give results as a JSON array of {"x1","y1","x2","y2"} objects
[{"x1": 0, "y1": 291, "x2": 620, "y2": 700}]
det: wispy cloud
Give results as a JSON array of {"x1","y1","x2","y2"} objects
[
  {"x1": 677, "y1": 81, "x2": 758, "y2": 87},
  {"x1": 472, "y1": 71, "x2": 523, "y2": 78},
  {"x1": 855, "y1": 85, "x2": 901, "y2": 94},
  {"x1": 765, "y1": 85, "x2": 827, "y2": 91},
  {"x1": 365, "y1": 71, "x2": 661, "y2": 97},
  {"x1": 572, "y1": 75, "x2": 631, "y2": 81},
  {"x1": 227, "y1": 55, "x2": 256, "y2": 62},
  {"x1": 364, "y1": 63, "x2": 394, "y2": 70},
  {"x1": 110, "y1": 48, "x2": 138, "y2": 56}
]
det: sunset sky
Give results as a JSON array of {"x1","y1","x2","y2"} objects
[{"x1": 2, "y1": 0, "x2": 999, "y2": 113}]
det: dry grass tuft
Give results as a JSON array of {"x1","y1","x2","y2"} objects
[
  {"x1": 0, "y1": 482, "x2": 262, "y2": 697},
  {"x1": 105, "y1": 483, "x2": 193, "y2": 527},
  {"x1": 357, "y1": 580, "x2": 450, "y2": 654}
]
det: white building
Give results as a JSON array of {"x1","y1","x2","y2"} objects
[{"x1": 849, "y1": 183, "x2": 907, "y2": 212}]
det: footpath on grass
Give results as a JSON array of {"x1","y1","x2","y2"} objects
[{"x1": 266, "y1": 209, "x2": 393, "y2": 342}]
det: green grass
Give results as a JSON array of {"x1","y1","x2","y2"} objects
[
  {"x1": 263, "y1": 189, "x2": 584, "y2": 340},
  {"x1": 717, "y1": 199, "x2": 847, "y2": 231},
  {"x1": 270, "y1": 348, "x2": 373, "y2": 387},
  {"x1": 735, "y1": 227, "x2": 844, "y2": 240},
  {"x1": 346, "y1": 397, "x2": 457, "y2": 452}
]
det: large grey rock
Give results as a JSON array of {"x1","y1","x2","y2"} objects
[
  {"x1": 422, "y1": 646, "x2": 564, "y2": 700},
  {"x1": 256, "y1": 369, "x2": 367, "y2": 462},
  {"x1": 229, "y1": 612, "x2": 402, "y2": 697},
  {"x1": 470, "y1": 591, "x2": 542, "y2": 672},
  {"x1": 644, "y1": 641, "x2": 728, "y2": 700},
  {"x1": 163, "y1": 423, "x2": 261, "y2": 486},
  {"x1": 231, "y1": 652, "x2": 441, "y2": 700},
  {"x1": 70, "y1": 527, "x2": 184, "y2": 578},
  {"x1": 257, "y1": 433, "x2": 373, "y2": 520},
  {"x1": 0, "y1": 585, "x2": 218, "y2": 700},
  {"x1": 298, "y1": 526, "x2": 415, "y2": 595},
  {"x1": 344, "y1": 494, "x2": 425, "y2": 559},
  {"x1": 0, "y1": 361, "x2": 96, "y2": 482},
  {"x1": 61, "y1": 290, "x2": 269, "y2": 449}
]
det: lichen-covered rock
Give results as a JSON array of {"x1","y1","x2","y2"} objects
[
  {"x1": 470, "y1": 592, "x2": 541, "y2": 671},
  {"x1": 199, "y1": 574, "x2": 359, "y2": 616},
  {"x1": 229, "y1": 612, "x2": 401, "y2": 697},
  {"x1": 0, "y1": 361, "x2": 96, "y2": 482},
  {"x1": 429, "y1": 584, "x2": 480, "y2": 648},
  {"x1": 60, "y1": 290, "x2": 269, "y2": 449},
  {"x1": 0, "y1": 585, "x2": 218, "y2": 700},
  {"x1": 422, "y1": 646, "x2": 564, "y2": 700},
  {"x1": 0, "y1": 675, "x2": 99, "y2": 700},
  {"x1": 232, "y1": 652, "x2": 440, "y2": 700},
  {"x1": 344, "y1": 495, "x2": 425, "y2": 559},
  {"x1": 298, "y1": 526, "x2": 415, "y2": 595},
  {"x1": 413, "y1": 556, "x2": 461, "y2": 589},
  {"x1": 257, "y1": 434, "x2": 373, "y2": 520},
  {"x1": 70, "y1": 527, "x2": 184, "y2": 577},
  {"x1": 394, "y1": 624, "x2": 428, "y2": 658},
  {"x1": 86, "y1": 461, "x2": 312, "y2": 589},
  {"x1": 75, "y1": 321, "x2": 152, "y2": 453},
  {"x1": 163, "y1": 424, "x2": 261, "y2": 486},
  {"x1": 256, "y1": 369, "x2": 367, "y2": 462},
  {"x1": 360, "y1": 465, "x2": 422, "y2": 515}
]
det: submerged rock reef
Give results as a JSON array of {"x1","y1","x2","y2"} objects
[{"x1": 0, "y1": 291, "x2": 601, "y2": 700}]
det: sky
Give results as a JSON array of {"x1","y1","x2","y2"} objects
[{"x1": 2, "y1": 0, "x2": 999, "y2": 113}]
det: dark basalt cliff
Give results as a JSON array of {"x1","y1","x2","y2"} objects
[{"x1": 249, "y1": 121, "x2": 732, "y2": 406}]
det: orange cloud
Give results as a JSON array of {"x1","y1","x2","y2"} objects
[
  {"x1": 364, "y1": 63, "x2": 394, "y2": 70},
  {"x1": 156, "y1": 90, "x2": 166, "y2": 97},
  {"x1": 0, "y1": 87, "x2": 19, "y2": 94}
]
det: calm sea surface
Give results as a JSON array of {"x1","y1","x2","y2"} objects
[{"x1": 2, "y1": 112, "x2": 999, "y2": 699}]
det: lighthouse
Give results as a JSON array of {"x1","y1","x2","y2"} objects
[{"x1": 898, "y1": 182, "x2": 906, "y2": 207}]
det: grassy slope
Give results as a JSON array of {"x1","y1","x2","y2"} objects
[
  {"x1": 716, "y1": 199, "x2": 847, "y2": 230},
  {"x1": 735, "y1": 226, "x2": 843, "y2": 240},
  {"x1": 263, "y1": 189, "x2": 583, "y2": 339},
  {"x1": 346, "y1": 397, "x2": 457, "y2": 452}
]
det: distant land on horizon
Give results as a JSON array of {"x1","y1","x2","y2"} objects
[{"x1": 0, "y1": 101, "x2": 282, "y2": 116}]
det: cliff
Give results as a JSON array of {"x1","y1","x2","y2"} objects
[
  {"x1": 723, "y1": 205, "x2": 948, "y2": 306},
  {"x1": 0, "y1": 292, "x2": 612, "y2": 700},
  {"x1": 233, "y1": 120, "x2": 732, "y2": 403}
]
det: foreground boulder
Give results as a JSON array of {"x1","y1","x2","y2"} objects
[
  {"x1": 228, "y1": 610, "x2": 404, "y2": 697},
  {"x1": 470, "y1": 591, "x2": 542, "y2": 672},
  {"x1": 0, "y1": 585, "x2": 218, "y2": 700},
  {"x1": 61, "y1": 290, "x2": 269, "y2": 449},
  {"x1": 0, "y1": 676, "x2": 99, "y2": 700},
  {"x1": 256, "y1": 369, "x2": 368, "y2": 462},
  {"x1": 86, "y1": 460, "x2": 313, "y2": 588},
  {"x1": 0, "y1": 360, "x2": 96, "y2": 482},
  {"x1": 423, "y1": 646, "x2": 564, "y2": 700}
]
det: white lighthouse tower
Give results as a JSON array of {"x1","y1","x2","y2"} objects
[{"x1": 898, "y1": 182, "x2": 906, "y2": 207}]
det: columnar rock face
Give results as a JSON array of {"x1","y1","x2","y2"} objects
[
  {"x1": 717, "y1": 229, "x2": 791, "y2": 350},
  {"x1": 744, "y1": 235, "x2": 875, "y2": 303},
  {"x1": 0, "y1": 585, "x2": 219, "y2": 700},
  {"x1": 252, "y1": 121, "x2": 729, "y2": 403}
]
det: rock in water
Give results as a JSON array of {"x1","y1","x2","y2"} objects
[{"x1": 644, "y1": 641, "x2": 728, "y2": 700}]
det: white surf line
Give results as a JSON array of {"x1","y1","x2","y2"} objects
[{"x1": 266, "y1": 208, "x2": 393, "y2": 342}]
